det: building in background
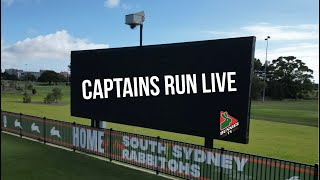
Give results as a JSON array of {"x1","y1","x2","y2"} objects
[
  {"x1": 20, "y1": 71, "x2": 41, "y2": 79},
  {"x1": 4, "y1": 68, "x2": 60, "y2": 80},
  {"x1": 4, "y1": 69, "x2": 23, "y2": 78}
]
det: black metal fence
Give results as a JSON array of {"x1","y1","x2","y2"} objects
[{"x1": 1, "y1": 110, "x2": 318, "y2": 180}]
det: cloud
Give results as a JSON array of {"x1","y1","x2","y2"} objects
[
  {"x1": 204, "y1": 23, "x2": 319, "y2": 41},
  {"x1": 121, "y1": 3, "x2": 131, "y2": 10},
  {"x1": 203, "y1": 23, "x2": 319, "y2": 82},
  {"x1": 241, "y1": 23, "x2": 319, "y2": 41},
  {"x1": 201, "y1": 31, "x2": 241, "y2": 38},
  {"x1": 1, "y1": 0, "x2": 14, "y2": 6},
  {"x1": 104, "y1": 0, "x2": 120, "y2": 8},
  {"x1": 1, "y1": 30, "x2": 109, "y2": 71}
]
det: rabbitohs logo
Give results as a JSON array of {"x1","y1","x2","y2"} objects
[{"x1": 220, "y1": 111, "x2": 239, "y2": 137}]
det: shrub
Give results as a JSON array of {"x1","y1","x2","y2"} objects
[
  {"x1": 52, "y1": 88, "x2": 63, "y2": 102},
  {"x1": 43, "y1": 88, "x2": 63, "y2": 104},
  {"x1": 22, "y1": 92, "x2": 31, "y2": 103},
  {"x1": 9, "y1": 81, "x2": 16, "y2": 88},
  {"x1": 44, "y1": 93, "x2": 55, "y2": 104},
  {"x1": 32, "y1": 88, "x2": 37, "y2": 94},
  {"x1": 25, "y1": 83, "x2": 33, "y2": 90},
  {"x1": 16, "y1": 86, "x2": 23, "y2": 91}
]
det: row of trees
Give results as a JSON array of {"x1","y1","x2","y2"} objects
[
  {"x1": 1, "y1": 71, "x2": 68, "y2": 85},
  {"x1": 252, "y1": 56, "x2": 316, "y2": 100}
]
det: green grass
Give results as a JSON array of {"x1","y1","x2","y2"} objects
[
  {"x1": 1, "y1": 133, "x2": 167, "y2": 180},
  {"x1": 1, "y1": 84, "x2": 319, "y2": 164},
  {"x1": 251, "y1": 100, "x2": 318, "y2": 127}
]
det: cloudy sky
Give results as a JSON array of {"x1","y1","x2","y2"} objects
[{"x1": 1, "y1": 0, "x2": 319, "y2": 82}]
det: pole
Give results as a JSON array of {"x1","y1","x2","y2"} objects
[
  {"x1": 219, "y1": 148, "x2": 225, "y2": 179},
  {"x1": 109, "y1": 128, "x2": 113, "y2": 161},
  {"x1": 262, "y1": 38, "x2": 269, "y2": 103},
  {"x1": 140, "y1": 24, "x2": 143, "y2": 47},
  {"x1": 91, "y1": 119, "x2": 94, "y2": 127},
  {"x1": 43, "y1": 117, "x2": 46, "y2": 144},
  {"x1": 314, "y1": 163, "x2": 319, "y2": 180},
  {"x1": 204, "y1": 137, "x2": 214, "y2": 149},
  {"x1": 19, "y1": 113, "x2": 22, "y2": 137}
]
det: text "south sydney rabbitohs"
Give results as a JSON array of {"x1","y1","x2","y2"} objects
[{"x1": 81, "y1": 72, "x2": 238, "y2": 100}]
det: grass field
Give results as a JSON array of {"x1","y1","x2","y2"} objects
[
  {"x1": 1, "y1": 133, "x2": 167, "y2": 180},
  {"x1": 251, "y1": 100, "x2": 318, "y2": 127},
  {"x1": 1, "y1": 83, "x2": 319, "y2": 164}
]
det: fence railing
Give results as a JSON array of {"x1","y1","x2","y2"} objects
[{"x1": 1, "y1": 110, "x2": 318, "y2": 180}]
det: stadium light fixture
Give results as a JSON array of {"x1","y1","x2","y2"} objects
[{"x1": 125, "y1": 11, "x2": 145, "y2": 47}]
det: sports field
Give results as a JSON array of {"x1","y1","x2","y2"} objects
[
  {"x1": 1, "y1": 83, "x2": 319, "y2": 164},
  {"x1": 1, "y1": 133, "x2": 167, "y2": 180}
]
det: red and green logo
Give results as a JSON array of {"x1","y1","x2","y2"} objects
[{"x1": 220, "y1": 111, "x2": 239, "y2": 137}]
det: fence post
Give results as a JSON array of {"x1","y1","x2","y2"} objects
[
  {"x1": 19, "y1": 113, "x2": 22, "y2": 137},
  {"x1": 109, "y1": 128, "x2": 113, "y2": 161},
  {"x1": 96, "y1": 125, "x2": 98, "y2": 155},
  {"x1": 1, "y1": 110, "x2": 2, "y2": 132},
  {"x1": 314, "y1": 163, "x2": 319, "y2": 180},
  {"x1": 220, "y1": 147, "x2": 224, "y2": 180},
  {"x1": 43, "y1": 117, "x2": 46, "y2": 144},
  {"x1": 72, "y1": 122, "x2": 76, "y2": 152},
  {"x1": 156, "y1": 136, "x2": 160, "y2": 175}
]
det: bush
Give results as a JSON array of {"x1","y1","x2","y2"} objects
[
  {"x1": 22, "y1": 93, "x2": 31, "y2": 103},
  {"x1": 44, "y1": 93, "x2": 55, "y2": 104},
  {"x1": 251, "y1": 75, "x2": 264, "y2": 100},
  {"x1": 9, "y1": 81, "x2": 16, "y2": 88},
  {"x1": 25, "y1": 83, "x2": 33, "y2": 90},
  {"x1": 32, "y1": 88, "x2": 37, "y2": 94},
  {"x1": 43, "y1": 88, "x2": 63, "y2": 104},
  {"x1": 16, "y1": 86, "x2": 23, "y2": 91},
  {"x1": 52, "y1": 88, "x2": 63, "y2": 102}
]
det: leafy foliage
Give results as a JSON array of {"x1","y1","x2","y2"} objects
[
  {"x1": 1, "y1": 72, "x2": 18, "y2": 80},
  {"x1": 251, "y1": 59, "x2": 265, "y2": 100},
  {"x1": 22, "y1": 92, "x2": 31, "y2": 103},
  {"x1": 15, "y1": 86, "x2": 24, "y2": 91},
  {"x1": 251, "y1": 75, "x2": 265, "y2": 100},
  {"x1": 25, "y1": 83, "x2": 33, "y2": 90},
  {"x1": 38, "y1": 71, "x2": 66, "y2": 85},
  {"x1": 252, "y1": 57, "x2": 315, "y2": 100},
  {"x1": 44, "y1": 88, "x2": 63, "y2": 103},
  {"x1": 22, "y1": 74, "x2": 37, "y2": 81},
  {"x1": 32, "y1": 88, "x2": 37, "y2": 94},
  {"x1": 44, "y1": 93, "x2": 55, "y2": 104},
  {"x1": 267, "y1": 56, "x2": 314, "y2": 99},
  {"x1": 52, "y1": 88, "x2": 63, "y2": 102}
]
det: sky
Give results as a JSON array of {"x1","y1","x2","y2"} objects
[{"x1": 1, "y1": 0, "x2": 319, "y2": 82}]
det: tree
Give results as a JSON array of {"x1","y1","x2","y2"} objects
[
  {"x1": 44, "y1": 88, "x2": 63, "y2": 104},
  {"x1": 251, "y1": 59, "x2": 266, "y2": 100},
  {"x1": 44, "y1": 93, "x2": 55, "y2": 104},
  {"x1": 57, "y1": 74, "x2": 67, "y2": 82},
  {"x1": 38, "y1": 71, "x2": 61, "y2": 85},
  {"x1": 1, "y1": 72, "x2": 18, "y2": 80},
  {"x1": 251, "y1": 75, "x2": 265, "y2": 100},
  {"x1": 22, "y1": 74, "x2": 37, "y2": 81},
  {"x1": 22, "y1": 92, "x2": 31, "y2": 103},
  {"x1": 52, "y1": 88, "x2": 63, "y2": 102},
  {"x1": 268, "y1": 56, "x2": 314, "y2": 99}
]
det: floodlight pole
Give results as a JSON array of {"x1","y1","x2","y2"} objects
[
  {"x1": 205, "y1": 138, "x2": 214, "y2": 149},
  {"x1": 140, "y1": 24, "x2": 143, "y2": 47},
  {"x1": 262, "y1": 36, "x2": 270, "y2": 103}
]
